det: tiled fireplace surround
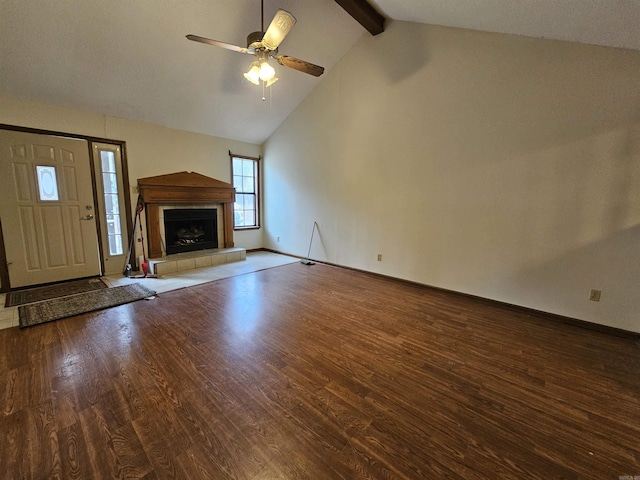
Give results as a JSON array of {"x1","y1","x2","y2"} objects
[{"x1": 137, "y1": 172, "x2": 246, "y2": 275}]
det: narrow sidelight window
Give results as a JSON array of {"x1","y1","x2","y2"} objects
[
  {"x1": 99, "y1": 150, "x2": 124, "y2": 255},
  {"x1": 91, "y1": 142, "x2": 129, "y2": 275}
]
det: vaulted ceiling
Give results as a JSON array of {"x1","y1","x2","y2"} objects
[{"x1": 1, "y1": 1, "x2": 638, "y2": 144}]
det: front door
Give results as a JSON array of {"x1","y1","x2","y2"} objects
[{"x1": 0, "y1": 130, "x2": 101, "y2": 287}]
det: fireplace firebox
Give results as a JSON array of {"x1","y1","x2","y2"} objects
[{"x1": 164, "y1": 209, "x2": 218, "y2": 255}]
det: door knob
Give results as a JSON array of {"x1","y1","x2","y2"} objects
[{"x1": 80, "y1": 214, "x2": 94, "y2": 220}]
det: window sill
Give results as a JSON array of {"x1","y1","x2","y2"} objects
[{"x1": 234, "y1": 226, "x2": 261, "y2": 231}]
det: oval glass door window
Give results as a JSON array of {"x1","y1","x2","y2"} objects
[{"x1": 36, "y1": 165, "x2": 59, "y2": 201}]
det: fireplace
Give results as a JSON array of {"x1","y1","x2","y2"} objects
[
  {"x1": 164, "y1": 208, "x2": 218, "y2": 255},
  {"x1": 137, "y1": 172, "x2": 236, "y2": 259}
]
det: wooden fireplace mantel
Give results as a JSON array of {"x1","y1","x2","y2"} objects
[{"x1": 137, "y1": 171, "x2": 236, "y2": 258}]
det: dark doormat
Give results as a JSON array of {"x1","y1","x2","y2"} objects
[
  {"x1": 18, "y1": 284, "x2": 156, "y2": 328},
  {"x1": 5, "y1": 278, "x2": 107, "y2": 307}
]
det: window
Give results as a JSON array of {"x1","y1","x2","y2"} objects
[
  {"x1": 98, "y1": 148, "x2": 124, "y2": 256},
  {"x1": 231, "y1": 154, "x2": 260, "y2": 229},
  {"x1": 36, "y1": 165, "x2": 59, "y2": 201},
  {"x1": 91, "y1": 141, "x2": 129, "y2": 275}
]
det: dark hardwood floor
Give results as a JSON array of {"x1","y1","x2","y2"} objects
[{"x1": 1, "y1": 262, "x2": 639, "y2": 479}]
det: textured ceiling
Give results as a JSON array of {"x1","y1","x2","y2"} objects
[
  {"x1": 372, "y1": 0, "x2": 640, "y2": 51},
  {"x1": 0, "y1": 0, "x2": 364, "y2": 144},
  {"x1": 1, "y1": 1, "x2": 638, "y2": 144}
]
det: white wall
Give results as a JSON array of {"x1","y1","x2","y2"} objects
[
  {"x1": 263, "y1": 21, "x2": 640, "y2": 333},
  {"x1": 0, "y1": 94, "x2": 264, "y2": 251}
]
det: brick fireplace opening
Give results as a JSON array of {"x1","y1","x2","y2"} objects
[{"x1": 137, "y1": 172, "x2": 235, "y2": 259}]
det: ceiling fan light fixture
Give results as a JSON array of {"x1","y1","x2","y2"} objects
[
  {"x1": 258, "y1": 60, "x2": 276, "y2": 81},
  {"x1": 243, "y1": 62, "x2": 261, "y2": 85},
  {"x1": 265, "y1": 76, "x2": 279, "y2": 87},
  {"x1": 187, "y1": 2, "x2": 325, "y2": 95}
]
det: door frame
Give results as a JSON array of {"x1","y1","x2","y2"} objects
[{"x1": 0, "y1": 124, "x2": 133, "y2": 292}]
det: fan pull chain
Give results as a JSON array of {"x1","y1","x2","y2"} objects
[{"x1": 260, "y1": 80, "x2": 273, "y2": 107}]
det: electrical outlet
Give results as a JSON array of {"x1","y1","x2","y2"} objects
[
  {"x1": 589, "y1": 289, "x2": 601, "y2": 302},
  {"x1": 377, "y1": 254, "x2": 382, "y2": 261}
]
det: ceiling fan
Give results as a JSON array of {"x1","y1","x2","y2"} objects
[{"x1": 186, "y1": 0, "x2": 324, "y2": 87}]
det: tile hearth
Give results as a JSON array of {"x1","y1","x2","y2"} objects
[{"x1": 148, "y1": 247, "x2": 246, "y2": 275}]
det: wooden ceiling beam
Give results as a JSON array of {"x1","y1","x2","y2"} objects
[{"x1": 334, "y1": 0, "x2": 385, "y2": 36}]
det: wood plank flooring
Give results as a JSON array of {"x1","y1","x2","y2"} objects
[{"x1": 1, "y1": 262, "x2": 639, "y2": 479}]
